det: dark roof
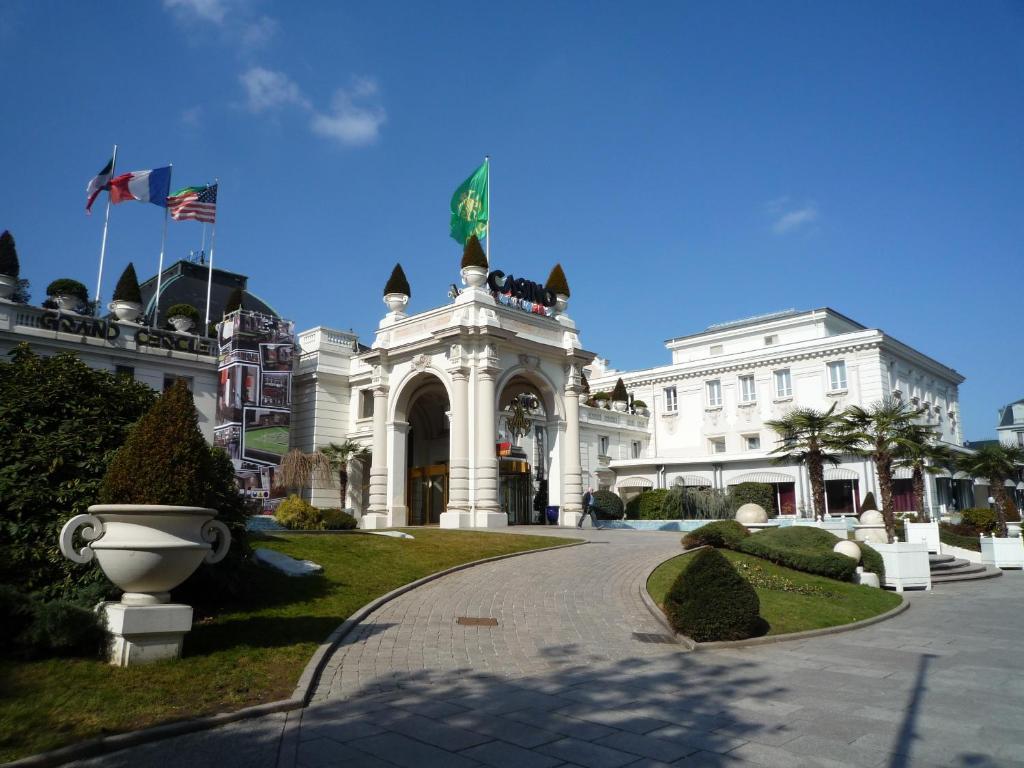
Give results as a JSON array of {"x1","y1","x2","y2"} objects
[
  {"x1": 999, "y1": 399, "x2": 1024, "y2": 427},
  {"x1": 138, "y1": 259, "x2": 279, "y2": 325}
]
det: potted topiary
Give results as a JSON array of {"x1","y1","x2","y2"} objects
[
  {"x1": 545, "y1": 263, "x2": 570, "y2": 315},
  {"x1": 460, "y1": 235, "x2": 488, "y2": 288},
  {"x1": 166, "y1": 303, "x2": 200, "y2": 334},
  {"x1": 611, "y1": 378, "x2": 629, "y2": 412},
  {"x1": 58, "y1": 381, "x2": 231, "y2": 665},
  {"x1": 383, "y1": 263, "x2": 411, "y2": 315},
  {"x1": 633, "y1": 399, "x2": 649, "y2": 417},
  {"x1": 109, "y1": 263, "x2": 143, "y2": 323},
  {"x1": 46, "y1": 278, "x2": 89, "y2": 313},
  {"x1": 0, "y1": 230, "x2": 19, "y2": 300}
]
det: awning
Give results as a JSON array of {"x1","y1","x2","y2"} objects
[
  {"x1": 616, "y1": 476, "x2": 653, "y2": 489},
  {"x1": 672, "y1": 474, "x2": 712, "y2": 487},
  {"x1": 953, "y1": 471, "x2": 971, "y2": 481},
  {"x1": 1017, "y1": 481, "x2": 1024, "y2": 490},
  {"x1": 824, "y1": 467, "x2": 859, "y2": 481},
  {"x1": 892, "y1": 467, "x2": 913, "y2": 480},
  {"x1": 729, "y1": 471, "x2": 794, "y2": 485},
  {"x1": 932, "y1": 468, "x2": 952, "y2": 478},
  {"x1": 1006, "y1": 479, "x2": 1017, "y2": 488}
]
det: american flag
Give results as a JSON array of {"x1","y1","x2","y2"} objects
[{"x1": 167, "y1": 183, "x2": 217, "y2": 224}]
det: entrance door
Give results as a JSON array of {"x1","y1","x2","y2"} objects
[{"x1": 408, "y1": 464, "x2": 448, "y2": 525}]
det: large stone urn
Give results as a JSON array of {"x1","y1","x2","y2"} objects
[
  {"x1": 168, "y1": 315, "x2": 195, "y2": 334},
  {"x1": 109, "y1": 300, "x2": 143, "y2": 323},
  {"x1": 383, "y1": 292, "x2": 409, "y2": 315},
  {"x1": 460, "y1": 265, "x2": 488, "y2": 289},
  {"x1": 60, "y1": 505, "x2": 230, "y2": 665},
  {"x1": 0, "y1": 273, "x2": 16, "y2": 300},
  {"x1": 52, "y1": 294, "x2": 84, "y2": 313}
]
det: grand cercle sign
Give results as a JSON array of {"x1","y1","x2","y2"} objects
[
  {"x1": 486, "y1": 270, "x2": 556, "y2": 316},
  {"x1": 39, "y1": 311, "x2": 216, "y2": 356}
]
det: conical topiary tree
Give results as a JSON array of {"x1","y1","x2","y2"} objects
[
  {"x1": 611, "y1": 377, "x2": 629, "y2": 403},
  {"x1": 663, "y1": 547, "x2": 762, "y2": 642},
  {"x1": 383, "y1": 263, "x2": 411, "y2": 297},
  {"x1": 99, "y1": 380, "x2": 215, "y2": 506},
  {"x1": 224, "y1": 287, "x2": 244, "y2": 315},
  {"x1": 859, "y1": 492, "x2": 878, "y2": 513},
  {"x1": 581, "y1": 375, "x2": 590, "y2": 394},
  {"x1": 112, "y1": 263, "x2": 142, "y2": 304},
  {"x1": 461, "y1": 235, "x2": 488, "y2": 269},
  {"x1": 0, "y1": 230, "x2": 19, "y2": 277},
  {"x1": 545, "y1": 263, "x2": 570, "y2": 298}
]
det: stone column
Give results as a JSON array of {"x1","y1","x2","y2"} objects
[
  {"x1": 474, "y1": 345, "x2": 506, "y2": 528},
  {"x1": 441, "y1": 365, "x2": 471, "y2": 528},
  {"x1": 561, "y1": 365, "x2": 584, "y2": 527},
  {"x1": 361, "y1": 383, "x2": 389, "y2": 529}
]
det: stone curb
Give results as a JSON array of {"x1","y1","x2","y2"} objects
[
  {"x1": 4, "y1": 538, "x2": 586, "y2": 768},
  {"x1": 638, "y1": 547, "x2": 910, "y2": 652}
]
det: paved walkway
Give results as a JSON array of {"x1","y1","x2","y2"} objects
[{"x1": 71, "y1": 528, "x2": 1024, "y2": 768}]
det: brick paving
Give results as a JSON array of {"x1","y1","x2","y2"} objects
[{"x1": 69, "y1": 527, "x2": 1024, "y2": 768}]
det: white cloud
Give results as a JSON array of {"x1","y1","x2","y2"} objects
[
  {"x1": 310, "y1": 78, "x2": 386, "y2": 146},
  {"x1": 181, "y1": 105, "x2": 203, "y2": 126},
  {"x1": 241, "y1": 15, "x2": 277, "y2": 48},
  {"x1": 239, "y1": 67, "x2": 310, "y2": 112},
  {"x1": 163, "y1": 0, "x2": 228, "y2": 24},
  {"x1": 766, "y1": 197, "x2": 819, "y2": 235}
]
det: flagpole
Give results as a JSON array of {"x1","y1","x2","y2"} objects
[
  {"x1": 484, "y1": 155, "x2": 490, "y2": 263},
  {"x1": 203, "y1": 179, "x2": 218, "y2": 330},
  {"x1": 94, "y1": 144, "x2": 117, "y2": 315},
  {"x1": 152, "y1": 163, "x2": 172, "y2": 329}
]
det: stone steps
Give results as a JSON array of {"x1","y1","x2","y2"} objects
[{"x1": 928, "y1": 552, "x2": 1002, "y2": 583}]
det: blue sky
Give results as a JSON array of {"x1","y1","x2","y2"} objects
[{"x1": 0, "y1": 1, "x2": 1021, "y2": 440}]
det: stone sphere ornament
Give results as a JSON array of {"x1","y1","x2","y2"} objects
[
  {"x1": 834, "y1": 540, "x2": 862, "y2": 562},
  {"x1": 859, "y1": 509, "x2": 884, "y2": 526},
  {"x1": 735, "y1": 503, "x2": 769, "y2": 525}
]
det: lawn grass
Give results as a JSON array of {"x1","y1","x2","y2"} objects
[
  {"x1": 0, "y1": 529, "x2": 570, "y2": 763},
  {"x1": 648, "y1": 549, "x2": 902, "y2": 638}
]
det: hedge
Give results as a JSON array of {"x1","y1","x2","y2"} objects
[
  {"x1": 736, "y1": 526, "x2": 858, "y2": 582},
  {"x1": 590, "y1": 489, "x2": 624, "y2": 520},
  {"x1": 625, "y1": 489, "x2": 669, "y2": 520},
  {"x1": 663, "y1": 548, "x2": 763, "y2": 642},
  {"x1": 320, "y1": 508, "x2": 358, "y2": 530},
  {"x1": 681, "y1": 520, "x2": 750, "y2": 550},
  {"x1": 729, "y1": 482, "x2": 775, "y2": 514},
  {"x1": 939, "y1": 523, "x2": 981, "y2": 552}
]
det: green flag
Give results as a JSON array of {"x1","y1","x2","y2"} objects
[{"x1": 449, "y1": 161, "x2": 488, "y2": 244}]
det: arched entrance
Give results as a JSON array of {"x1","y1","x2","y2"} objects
[
  {"x1": 496, "y1": 372, "x2": 558, "y2": 525},
  {"x1": 401, "y1": 374, "x2": 450, "y2": 525}
]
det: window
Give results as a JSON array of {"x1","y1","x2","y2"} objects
[
  {"x1": 163, "y1": 374, "x2": 193, "y2": 393},
  {"x1": 827, "y1": 360, "x2": 847, "y2": 391},
  {"x1": 631, "y1": 440, "x2": 642, "y2": 459},
  {"x1": 359, "y1": 389, "x2": 374, "y2": 419},
  {"x1": 709, "y1": 437, "x2": 726, "y2": 454},
  {"x1": 709, "y1": 344, "x2": 723, "y2": 356},
  {"x1": 774, "y1": 368, "x2": 792, "y2": 398},
  {"x1": 664, "y1": 386, "x2": 678, "y2": 413},
  {"x1": 115, "y1": 365, "x2": 135, "y2": 379},
  {"x1": 706, "y1": 379, "x2": 722, "y2": 407},
  {"x1": 599, "y1": 435, "x2": 609, "y2": 456},
  {"x1": 1018, "y1": 432, "x2": 1024, "y2": 448},
  {"x1": 739, "y1": 375, "x2": 756, "y2": 403},
  {"x1": 764, "y1": 334, "x2": 778, "y2": 346},
  {"x1": 745, "y1": 435, "x2": 761, "y2": 451}
]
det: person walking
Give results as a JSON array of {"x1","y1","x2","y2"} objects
[{"x1": 577, "y1": 486, "x2": 595, "y2": 528}]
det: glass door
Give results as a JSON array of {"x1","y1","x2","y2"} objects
[{"x1": 408, "y1": 465, "x2": 448, "y2": 525}]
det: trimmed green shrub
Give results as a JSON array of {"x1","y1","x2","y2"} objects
[
  {"x1": 20, "y1": 599, "x2": 106, "y2": 658},
  {"x1": 858, "y1": 542, "x2": 885, "y2": 582},
  {"x1": 632, "y1": 399, "x2": 647, "y2": 408},
  {"x1": 939, "y1": 523, "x2": 981, "y2": 552},
  {"x1": 275, "y1": 495, "x2": 322, "y2": 530},
  {"x1": 166, "y1": 303, "x2": 200, "y2": 324},
  {"x1": 0, "y1": 230, "x2": 19, "y2": 277},
  {"x1": 590, "y1": 489, "x2": 624, "y2": 520},
  {"x1": 961, "y1": 508, "x2": 998, "y2": 534},
  {"x1": 461, "y1": 235, "x2": 487, "y2": 269},
  {"x1": 0, "y1": 585, "x2": 35, "y2": 653},
  {"x1": 729, "y1": 483, "x2": 775, "y2": 515},
  {"x1": 611, "y1": 378, "x2": 628, "y2": 403},
  {"x1": 46, "y1": 278, "x2": 88, "y2": 302},
  {"x1": 859, "y1": 492, "x2": 878, "y2": 513},
  {"x1": 625, "y1": 489, "x2": 669, "y2": 520},
  {"x1": 682, "y1": 520, "x2": 750, "y2": 550},
  {"x1": 545, "y1": 263, "x2": 569, "y2": 297},
  {"x1": 736, "y1": 527, "x2": 857, "y2": 582},
  {"x1": 100, "y1": 380, "x2": 215, "y2": 505},
  {"x1": 664, "y1": 548, "x2": 762, "y2": 642},
  {"x1": 320, "y1": 508, "x2": 358, "y2": 530},
  {"x1": 383, "y1": 263, "x2": 411, "y2": 296},
  {"x1": 112, "y1": 263, "x2": 142, "y2": 303}
]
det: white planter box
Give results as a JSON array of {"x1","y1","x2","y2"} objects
[
  {"x1": 980, "y1": 536, "x2": 1024, "y2": 569},
  {"x1": 905, "y1": 521, "x2": 940, "y2": 553},
  {"x1": 868, "y1": 541, "x2": 932, "y2": 592}
]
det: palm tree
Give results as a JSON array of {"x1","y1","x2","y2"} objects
[
  {"x1": 320, "y1": 440, "x2": 371, "y2": 509},
  {"x1": 893, "y1": 423, "x2": 951, "y2": 523},
  {"x1": 833, "y1": 397, "x2": 929, "y2": 543},
  {"x1": 765, "y1": 404, "x2": 843, "y2": 519},
  {"x1": 956, "y1": 443, "x2": 1024, "y2": 538}
]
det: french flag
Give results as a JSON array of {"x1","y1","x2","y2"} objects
[{"x1": 108, "y1": 167, "x2": 172, "y2": 207}]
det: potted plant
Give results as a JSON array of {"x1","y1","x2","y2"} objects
[
  {"x1": 58, "y1": 381, "x2": 231, "y2": 665},
  {"x1": 545, "y1": 263, "x2": 570, "y2": 315},
  {"x1": 460, "y1": 235, "x2": 488, "y2": 289},
  {"x1": 46, "y1": 278, "x2": 89, "y2": 313},
  {"x1": 0, "y1": 230, "x2": 19, "y2": 300},
  {"x1": 166, "y1": 303, "x2": 200, "y2": 334},
  {"x1": 383, "y1": 263, "x2": 411, "y2": 315},
  {"x1": 633, "y1": 399, "x2": 649, "y2": 417},
  {"x1": 109, "y1": 262, "x2": 143, "y2": 323},
  {"x1": 592, "y1": 391, "x2": 611, "y2": 409},
  {"x1": 611, "y1": 378, "x2": 629, "y2": 412},
  {"x1": 957, "y1": 444, "x2": 1024, "y2": 568}
]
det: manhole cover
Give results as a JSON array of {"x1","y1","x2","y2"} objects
[
  {"x1": 632, "y1": 632, "x2": 676, "y2": 645},
  {"x1": 456, "y1": 617, "x2": 499, "y2": 626}
]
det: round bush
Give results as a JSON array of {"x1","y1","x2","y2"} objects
[
  {"x1": 320, "y1": 508, "x2": 358, "y2": 530},
  {"x1": 275, "y1": 495, "x2": 323, "y2": 530},
  {"x1": 166, "y1": 303, "x2": 200, "y2": 323},
  {"x1": 46, "y1": 278, "x2": 88, "y2": 302},
  {"x1": 664, "y1": 548, "x2": 762, "y2": 642},
  {"x1": 590, "y1": 489, "x2": 624, "y2": 520},
  {"x1": 681, "y1": 520, "x2": 750, "y2": 550},
  {"x1": 625, "y1": 489, "x2": 669, "y2": 520},
  {"x1": 961, "y1": 508, "x2": 998, "y2": 534}
]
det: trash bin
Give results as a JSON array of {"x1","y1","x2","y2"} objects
[{"x1": 545, "y1": 505, "x2": 560, "y2": 525}]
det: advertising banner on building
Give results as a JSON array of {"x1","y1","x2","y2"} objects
[{"x1": 213, "y1": 310, "x2": 294, "y2": 513}]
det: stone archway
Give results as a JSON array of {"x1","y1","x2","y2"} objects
[{"x1": 390, "y1": 371, "x2": 451, "y2": 526}]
